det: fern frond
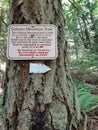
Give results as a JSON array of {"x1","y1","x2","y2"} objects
[
  {"x1": 77, "y1": 83, "x2": 96, "y2": 90},
  {"x1": 82, "y1": 95, "x2": 98, "y2": 110},
  {"x1": 78, "y1": 88, "x2": 90, "y2": 97},
  {"x1": 77, "y1": 82, "x2": 98, "y2": 110}
]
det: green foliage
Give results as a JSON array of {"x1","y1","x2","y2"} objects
[
  {"x1": 69, "y1": 52, "x2": 98, "y2": 72},
  {"x1": 92, "y1": 0, "x2": 98, "y2": 16},
  {"x1": 77, "y1": 82, "x2": 96, "y2": 90},
  {"x1": 77, "y1": 83, "x2": 98, "y2": 110},
  {"x1": 63, "y1": 0, "x2": 98, "y2": 55},
  {"x1": 0, "y1": 0, "x2": 9, "y2": 7},
  {"x1": 0, "y1": 0, "x2": 8, "y2": 62},
  {"x1": 63, "y1": 0, "x2": 98, "y2": 112},
  {"x1": 0, "y1": 96, "x2": 2, "y2": 116}
]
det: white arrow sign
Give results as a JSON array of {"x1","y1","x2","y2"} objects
[{"x1": 29, "y1": 63, "x2": 51, "y2": 73}]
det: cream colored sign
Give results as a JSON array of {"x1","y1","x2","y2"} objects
[{"x1": 7, "y1": 24, "x2": 58, "y2": 60}]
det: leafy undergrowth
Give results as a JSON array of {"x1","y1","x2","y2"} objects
[
  {"x1": 69, "y1": 57, "x2": 98, "y2": 129},
  {"x1": 77, "y1": 83, "x2": 98, "y2": 110},
  {"x1": 69, "y1": 52, "x2": 98, "y2": 83}
]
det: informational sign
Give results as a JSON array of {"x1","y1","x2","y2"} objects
[
  {"x1": 7, "y1": 24, "x2": 57, "y2": 60},
  {"x1": 29, "y1": 63, "x2": 51, "y2": 73}
]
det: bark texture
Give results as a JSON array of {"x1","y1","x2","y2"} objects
[{"x1": 3, "y1": 0, "x2": 80, "y2": 130}]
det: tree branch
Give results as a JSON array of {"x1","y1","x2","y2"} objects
[{"x1": 68, "y1": 0, "x2": 89, "y2": 24}]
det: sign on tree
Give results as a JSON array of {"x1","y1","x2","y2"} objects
[{"x1": 7, "y1": 24, "x2": 58, "y2": 60}]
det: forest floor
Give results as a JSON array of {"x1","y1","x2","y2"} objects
[{"x1": 71, "y1": 69, "x2": 98, "y2": 130}]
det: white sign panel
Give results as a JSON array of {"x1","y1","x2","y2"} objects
[
  {"x1": 7, "y1": 24, "x2": 57, "y2": 60},
  {"x1": 29, "y1": 63, "x2": 51, "y2": 73}
]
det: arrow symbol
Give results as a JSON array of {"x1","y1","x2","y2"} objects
[{"x1": 29, "y1": 63, "x2": 51, "y2": 73}]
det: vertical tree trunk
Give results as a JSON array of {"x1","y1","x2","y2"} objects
[{"x1": 3, "y1": 0, "x2": 80, "y2": 130}]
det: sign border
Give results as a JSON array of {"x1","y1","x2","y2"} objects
[{"x1": 7, "y1": 24, "x2": 58, "y2": 60}]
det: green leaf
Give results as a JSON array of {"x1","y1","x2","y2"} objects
[{"x1": 82, "y1": 95, "x2": 98, "y2": 110}]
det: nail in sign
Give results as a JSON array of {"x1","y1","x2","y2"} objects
[{"x1": 7, "y1": 24, "x2": 58, "y2": 60}]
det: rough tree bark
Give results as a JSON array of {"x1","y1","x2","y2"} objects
[{"x1": 3, "y1": 0, "x2": 80, "y2": 130}]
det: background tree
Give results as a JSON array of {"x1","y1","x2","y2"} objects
[
  {"x1": 3, "y1": 0, "x2": 80, "y2": 130},
  {"x1": 63, "y1": 0, "x2": 98, "y2": 60},
  {"x1": 0, "y1": 0, "x2": 8, "y2": 62}
]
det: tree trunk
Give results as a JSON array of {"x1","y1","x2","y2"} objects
[{"x1": 3, "y1": 0, "x2": 80, "y2": 130}]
